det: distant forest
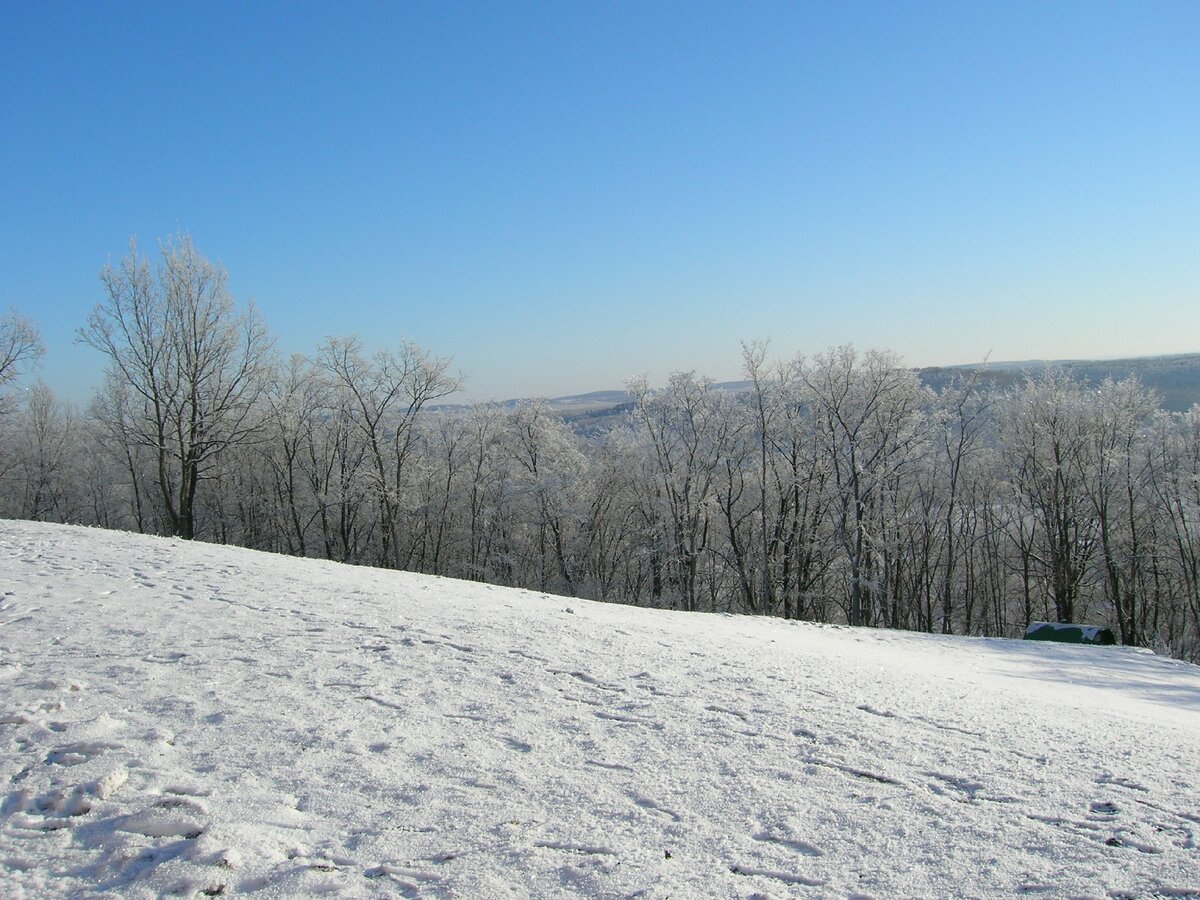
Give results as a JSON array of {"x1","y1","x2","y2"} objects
[{"x1": 4, "y1": 238, "x2": 1200, "y2": 661}]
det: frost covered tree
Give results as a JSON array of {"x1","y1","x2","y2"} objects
[
  {"x1": 79, "y1": 236, "x2": 274, "y2": 539},
  {"x1": 0, "y1": 309, "x2": 44, "y2": 416},
  {"x1": 1001, "y1": 370, "x2": 1099, "y2": 624},
  {"x1": 1083, "y1": 378, "x2": 1159, "y2": 646},
  {"x1": 802, "y1": 346, "x2": 931, "y2": 626},
  {"x1": 723, "y1": 342, "x2": 797, "y2": 616},
  {"x1": 88, "y1": 370, "x2": 159, "y2": 533},
  {"x1": 0, "y1": 309, "x2": 46, "y2": 508},
  {"x1": 10, "y1": 383, "x2": 79, "y2": 521},
  {"x1": 260, "y1": 354, "x2": 331, "y2": 557},
  {"x1": 928, "y1": 373, "x2": 996, "y2": 633},
  {"x1": 459, "y1": 403, "x2": 516, "y2": 581},
  {"x1": 319, "y1": 335, "x2": 461, "y2": 568},
  {"x1": 505, "y1": 400, "x2": 590, "y2": 593},
  {"x1": 8, "y1": 271, "x2": 1200, "y2": 662},
  {"x1": 1147, "y1": 405, "x2": 1200, "y2": 659},
  {"x1": 628, "y1": 373, "x2": 737, "y2": 612}
]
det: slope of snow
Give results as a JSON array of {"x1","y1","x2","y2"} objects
[{"x1": 1, "y1": 521, "x2": 1198, "y2": 898}]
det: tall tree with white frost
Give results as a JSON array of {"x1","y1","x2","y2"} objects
[
  {"x1": 0, "y1": 309, "x2": 44, "y2": 416},
  {"x1": 802, "y1": 346, "x2": 931, "y2": 627},
  {"x1": 10, "y1": 383, "x2": 78, "y2": 522},
  {"x1": 628, "y1": 372, "x2": 735, "y2": 612},
  {"x1": 79, "y1": 236, "x2": 274, "y2": 539},
  {"x1": 1083, "y1": 377, "x2": 1158, "y2": 647},
  {"x1": 1001, "y1": 370, "x2": 1098, "y2": 624},
  {"x1": 319, "y1": 336, "x2": 461, "y2": 568}
]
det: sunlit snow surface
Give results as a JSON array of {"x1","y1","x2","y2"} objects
[{"x1": 1, "y1": 522, "x2": 1198, "y2": 898}]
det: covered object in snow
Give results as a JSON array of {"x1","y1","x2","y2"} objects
[{"x1": 1024, "y1": 621, "x2": 1117, "y2": 645}]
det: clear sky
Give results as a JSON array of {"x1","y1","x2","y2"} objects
[{"x1": 2, "y1": 1, "x2": 1198, "y2": 403}]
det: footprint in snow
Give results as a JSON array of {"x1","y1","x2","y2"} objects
[
  {"x1": 533, "y1": 840, "x2": 616, "y2": 856},
  {"x1": 153, "y1": 794, "x2": 209, "y2": 816},
  {"x1": 594, "y1": 710, "x2": 661, "y2": 728},
  {"x1": 118, "y1": 807, "x2": 206, "y2": 839},
  {"x1": 925, "y1": 771, "x2": 986, "y2": 801},
  {"x1": 632, "y1": 795, "x2": 682, "y2": 822},
  {"x1": 705, "y1": 704, "x2": 749, "y2": 722},
  {"x1": 552, "y1": 670, "x2": 625, "y2": 693},
  {"x1": 508, "y1": 649, "x2": 549, "y2": 663},
  {"x1": 752, "y1": 829, "x2": 826, "y2": 857},
  {"x1": 586, "y1": 759, "x2": 633, "y2": 773},
  {"x1": 364, "y1": 864, "x2": 442, "y2": 888},
  {"x1": 46, "y1": 741, "x2": 120, "y2": 766},
  {"x1": 729, "y1": 864, "x2": 824, "y2": 887},
  {"x1": 143, "y1": 651, "x2": 188, "y2": 664},
  {"x1": 1096, "y1": 772, "x2": 1149, "y2": 792},
  {"x1": 163, "y1": 784, "x2": 212, "y2": 798},
  {"x1": 856, "y1": 704, "x2": 897, "y2": 718}
]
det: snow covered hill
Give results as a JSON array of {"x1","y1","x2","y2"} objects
[{"x1": 1, "y1": 522, "x2": 1198, "y2": 898}]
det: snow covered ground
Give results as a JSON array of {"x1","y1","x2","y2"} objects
[{"x1": 1, "y1": 521, "x2": 1198, "y2": 899}]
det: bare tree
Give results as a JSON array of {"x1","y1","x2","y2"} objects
[
  {"x1": 12, "y1": 383, "x2": 79, "y2": 521},
  {"x1": 930, "y1": 373, "x2": 994, "y2": 632},
  {"x1": 1083, "y1": 378, "x2": 1158, "y2": 646},
  {"x1": 460, "y1": 403, "x2": 513, "y2": 581},
  {"x1": 79, "y1": 235, "x2": 274, "y2": 538},
  {"x1": 1001, "y1": 370, "x2": 1098, "y2": 624},
  {"x1": 505, "y1": 400, "x2": 588, "y2": 593},
  {"x1": 1148, "y1": 405, "x2": 1200, "y2": 660},
  {"x1": 802, "y1": 346, "x2": 931, "y2": 626},
  {"x1": 628, "y1": 372, "x2": 734, "y2": 612},
  {"x1": 0, "y1": 309, "x2": 44, "y2": 416},
  {"x1": 319, "y1": 335, "x2": 461, "y2": 567},
  {"x1": 89, "y1": 370, "x2": 155, "y2": 532},
  {"x1": 260, "y1": 354, "x2": 331, "y2": 556}
]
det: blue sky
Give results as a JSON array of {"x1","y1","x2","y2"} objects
[{"x1": 2, "y1": 1, "x2": 1198, "y2": 403}]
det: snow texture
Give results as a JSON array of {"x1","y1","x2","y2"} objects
[{"x1": 1, "y1": 521, "x2": 1198, "y2": 898}]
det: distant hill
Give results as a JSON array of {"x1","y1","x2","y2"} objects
[
  {"x1": 924, "y1": 352, "x2": 1200, "y2": 412},
  {"x1": 431, "y1": 354, "x2": 1200, "y2": 428},
  {"x1": 555, "y1": 354, "x2": 1200, "y2": 431}
]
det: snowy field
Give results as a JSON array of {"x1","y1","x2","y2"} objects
[{"x1": 1, "y1": 522, "x2": 1198, "y2": 899}]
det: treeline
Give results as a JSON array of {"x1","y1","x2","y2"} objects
[{"x1": 3, "y1": 237, "x2": 1199, "y2": 661}]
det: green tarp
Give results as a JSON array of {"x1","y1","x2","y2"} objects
[{"x1": 1023, "y1": 621, "x2": 1117, "y2": 645}]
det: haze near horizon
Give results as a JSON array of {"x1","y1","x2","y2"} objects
[{"x1": 1, "y1": 1, "x2": 1198, "y2": 403}]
